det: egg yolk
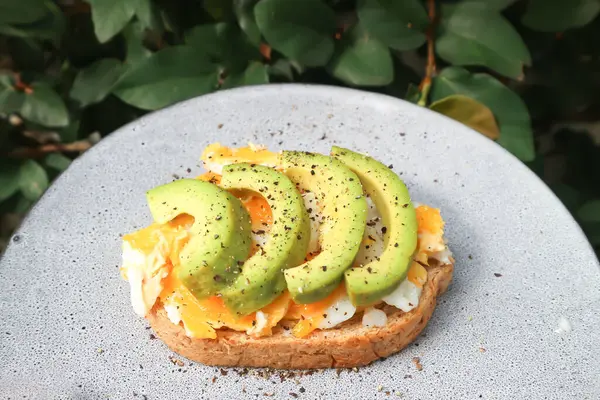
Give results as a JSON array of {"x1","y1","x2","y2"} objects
[
  {"x1": 122, "y1": 214, "x2": 193, "y2": 262},
  {"x1": 407, "y1": 261, "x2": 428, "y2": 288},
  {"x1": 285, "y1": 284, "x2": 347, "y2": 337},
  {"x1": 160, "y1": 269, "x2": 291, "y2": 339},
  {"x1": 241, "y1": 195, "x2": 273, "y2": 230},
  {"x1": 197, "y1": 171, "x2": 221, "y2": 185},
  {"x1": 416, "y1": 205, "x2": 444, "y2": 235},
  {"x1": 201, "y1": 143, "x2": 279, "y2": 168}
]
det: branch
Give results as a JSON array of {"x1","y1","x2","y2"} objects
[
  {"x1": 418, "y1": 0, "x2": 437, "y2": 107},
  {"x1": 13, "y1": 73, "x2": 33, "y2": 94},
  {"x1": 6, "y1": 140, "x2": 92, "y2": 159},
  {"x1": 260, "y1": 43, "x2": 272, "y2": 61}
]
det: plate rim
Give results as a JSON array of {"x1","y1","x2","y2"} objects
[{"x1": 7, "y1": 83, "x2": 598, "y2": 264}]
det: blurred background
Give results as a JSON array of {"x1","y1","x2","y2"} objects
[{"x1": 0, "y1": 0, "x2": 599, "y2": 258}]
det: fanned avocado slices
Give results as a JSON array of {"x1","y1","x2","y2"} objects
[
  {"x1": 281, "y1": 151, "x2": 367, "y2": 304},
  {"x1": 331, "y1": 147, "x2": 418, "y2": 306},
  {"x1": 146, "y1": 179, "x2": 252, "y2": 298},
  {"x1": 219, "y1": 163, "x2": 310, "y2": 315}
]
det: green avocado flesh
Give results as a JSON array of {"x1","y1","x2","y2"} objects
[
  {"x1": 146, "y1": 179, "x2": 252, "y2": 298},
  {"x1": 331, "y1": 147, "x2": 418, "y2": 306},
  {"x1": 281, "y1": 151, "x2": 367, "y2": 304},
  {"x1": 219, "y1": 163, "x2": 310, "y2": 315}
]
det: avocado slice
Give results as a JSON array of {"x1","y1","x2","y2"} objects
[
  {"x1": 146, "y1": 179, "x2": 252, "y2": 298},
  {"x1": 219, "y1": 163, "x2": 311, "y2": 315},
  {"x1": 331, "y1": 147, "x2": 418, "y2": 306},
  {"x1": 281, "y1": 151, "x2": 367, "y2": 303}
]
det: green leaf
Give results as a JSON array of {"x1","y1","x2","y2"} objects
[
  {"x1": 234, "y1": 0, "x2": 262, "y2": 46},
  {"x1": 327, "y1": 24, "x2": 393, "y2": 86},
  {"x1": 135, "y1": 0, "x2": 163, "y2": 31},
  {"x1": 436, "y1": 3, "x2": 531, "y2": 79},
  {"x1": 113, "y1": 46, "x2": 219, "y2": 110},
  {"x1": 123, "y1": 21, "x2": 152, "y2": 67},
  {"x1": 20, "y1": 82, "x2": 69, "y2": 127},
  {"x1": 0, "y1": 89, "x2": 25, "y2": 114},
  {"x1": 18, "y1": 160, "x2": 48, "y2": 201},
  {"x1": 0, "y1": 0, "x2": 48, "y2": 25},
  {"x1": 383, "y1": 57, "x2": 421, "y2": 99},
  {"x1": 0, "y1": 75, "x2": 26, "y2": 114},
  {"x1": 223, "y1": 62, "x2": 269, "y2": 89},
  {"x1": 0, "y1": 1, "x2": 65, "y2": 45},
  {"x1": 186, "y1": 23, "x2": 260, "y2": 71},
  {"x1": 44, "y1": 153, "x2": 72, "y2": 172},
  {"x1": 522, "y1": 0, "x2": 600, "y2": 32},
  {"x1": 578, "y1": 200, "x2": 600, "y2": 223},
  {"x1": 429, "y1": 94, "x2": 500, "y2": 140},
  {"x1": 357, "y1": 0, "x2": 427, "y2": 51},
  {"x1": 268, "y1": 59, "x2": 295, "y2": 81},
  {"x1": 0, "y1": 161, "x2": 21, "y2": 202},
  {"x1": 204, "y1": 0, "x2": 234, "y2": 20},
  {"x1": 87, "y1": 0, "x2": 138, "y2": 43},
  {"x1": 254, "y1": 0, "x2": 336, "y2": 67},
  {"x1": 458, "y1": 0, "x2": 517, "y2": 10},
  {"x1": 58, "y1": 119, "x2": 81, "y2": 143},
  {"x1": 14, "y1": 195, "x2": 34, "y2": 214},
  {"x1": 70, "y1": 58, "x2": 124, "y2": 107},
  {"x1": 431, "y1": 67, "x2": 535, "y2": 161},
  {"x1": 405, "y1": 83, "x2": 421, "y2": 104}
]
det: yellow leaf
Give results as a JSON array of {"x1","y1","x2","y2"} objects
[{"x1": 429, "y1": 94, "x2": 500, "y2": 140}]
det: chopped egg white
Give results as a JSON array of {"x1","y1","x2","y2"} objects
[
  {"x1": 247, "y1": 142, "x2": 267, "y2": 152},
  {"x1": 419, "y1": 232, "x2": 446, "y2": 253},
  {"x1": 163, "y1": 301, "x2": 182, "y2": 325},
  {"x1": 354, "y1": 197, "x2": 385, "y2": 266},
  {"x1": 302, "y1": 191, "x2": 323, "y2": 254},
  {"x1": 121, "y1": 240, "x2": 170, "y2": 317},
  {"x1": 203, "y1": 160, "x2": 226, "y2": 175},
  {"x1": 317, "y1": 293, "x2": 357, "y2": 329},
  {"x1": 247, "y1": 311, "x2": 268, "y2": 335},
  {"x1": 431, "y1": 246, "x2": 453, "y2": 264},
  {"x1": 251, "y1": 230, "x2": 269, "y2": 248},
  {"x1": 382, "y1": 279, "x2": 422, "y2": 312},
  {"x1": 362, "y1": 307, "x2": 388, "y2": 328}
]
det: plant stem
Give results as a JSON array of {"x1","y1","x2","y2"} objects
[
  {"x1": 13, "y1": 73, "x2": 33, "y2": 94},
  {"x1": 6, "y1": 140, "x2": 92, "y2": 159},
  {"x1": 418, "y1": 0, "x2": 437, "y2": 107}
]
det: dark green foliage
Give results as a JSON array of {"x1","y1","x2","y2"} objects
[{"x1": 0, "y1": 0, "x2": 599, "y2": 257}]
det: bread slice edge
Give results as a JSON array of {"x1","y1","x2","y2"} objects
[{"x1": 147, "y1": 260, "x2": 454, "y2": 369}]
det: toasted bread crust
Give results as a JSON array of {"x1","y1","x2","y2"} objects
[{"x1": 147, "y1": 261, "x2": 453, "y2": 369}]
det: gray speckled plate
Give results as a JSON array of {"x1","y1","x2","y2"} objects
[{"x1": 1, "y1": 85, "x2": 599, "y2": 400}]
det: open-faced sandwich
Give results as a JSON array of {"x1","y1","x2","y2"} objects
[{"x1": 120, "y1": 144, "x2": 454, "y2": 369}]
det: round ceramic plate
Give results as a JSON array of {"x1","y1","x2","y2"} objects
[{"x1": 1, "y1": 85, "x2": 599, "y2": 400}]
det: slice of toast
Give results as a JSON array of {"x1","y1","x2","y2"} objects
[{"x1": 147, "y1": 260, "x2": 453, "y2": 369}]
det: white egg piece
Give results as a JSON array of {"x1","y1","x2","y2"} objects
[
  {"x1": 354, "y1": 196, "x2": 385, "y2": 266},
  {"x1": 362, "y1": 307, "x2": 388, "y2": 328},
  {"x1": 382, "y1": 279, "x2": 422, "y2": 312},
  {"x1": 317, "y1": 293, "x2": 357, "y2": 329},
  {"x1": 302, "y1": 191, "x2": 324, "y2": 254}
]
